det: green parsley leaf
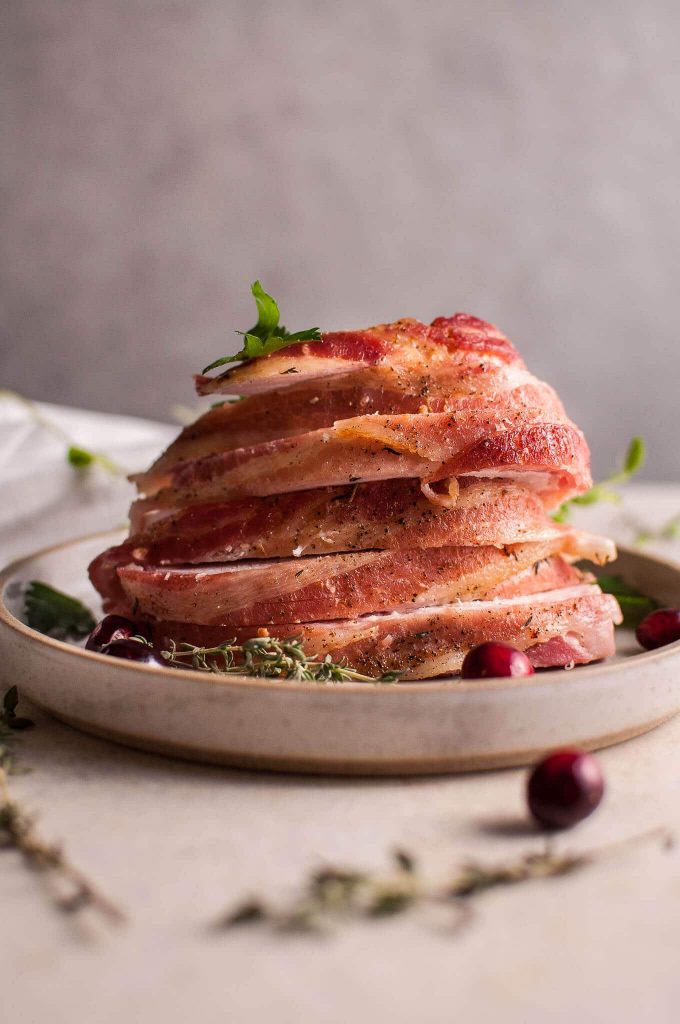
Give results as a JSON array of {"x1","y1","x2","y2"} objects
[
  {"x1": 24, "y1": 581, "x2": 96, "y2": 640},
  {"x1": 202, "y1": 280, "x2": 321, "y2": 373},
  {"x1": 553, "y1": 437, "x2": 646, "y2": 523}
]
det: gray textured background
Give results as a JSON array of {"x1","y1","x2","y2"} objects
[{"x1": 1, "y1": 1, "x2": 679, "y2": 479}]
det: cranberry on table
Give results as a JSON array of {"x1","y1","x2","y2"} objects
[
  {"x1": 461, "y1": 642, "x2": 535, "y2": 680},
  {"x1": 527, "y1": 749, "x2": 604, "y2": 829},
  {"x1": 101, "y1": 638, "x2": 166, "y2": 667},
  {"x1": 85, "y1": 615, "x2": 148, "y2": 652},
  {"x1": 636, "y1": 608, "x2": 680, "y2": 651}
]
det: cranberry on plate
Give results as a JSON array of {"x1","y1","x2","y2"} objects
[
  {"x1": 461, "y1": 642, "x2": 535, "y2": 680},
  {"x1": 85, "y1": 614, "x2": 148, "y2": 652},
  {"x1": 102, "y1": 638, "x2": 166, "y2": 667},
  {"x1": 635, "y1": 608, "x2": 680, "y2": 651},
  {"x1": 527, "y1": 749, "x2": 604, "y2": 829}
]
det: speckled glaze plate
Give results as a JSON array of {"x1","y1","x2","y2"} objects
[{"x1": 1, "y1": 531, "x2": 680, "y2": 775}]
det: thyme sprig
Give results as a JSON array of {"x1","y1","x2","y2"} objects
[
  {"x1": 0, "y1": 687, "x2": 126, "y2": 929},
  {"x1": 161, "y1": 636, "x2": 400, "y2": 683},
  {"x1": 21, "y1": 582, "x2": 398, "y2": 683},
  {"x1": 553, "y1": 436, "x2": 645, "y2": 523},
  {"x1": 202, "y1": 281, "x2": 321, "y2": 374},
  {"x1": 0, "y1": 776, "x2": 126, "y2": 927},
  {"x1": 216, "y1": 828, "x2": 672, "y2": 935},
  {"x1": 0, "y1": 389, "x2": 121, "y2": 474}
]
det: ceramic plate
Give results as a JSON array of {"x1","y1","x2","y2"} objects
[{"x1": 1, "y1": 531, "x2": 679, "y2": 775}]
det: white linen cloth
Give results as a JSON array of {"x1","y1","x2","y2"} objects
[{"x1": 1, "y1": 399, "x2": 680, "y2": 1024}]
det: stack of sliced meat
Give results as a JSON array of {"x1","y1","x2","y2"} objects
[{"x1": 89, "y1": 314, "x2": 622, "y2": 679}]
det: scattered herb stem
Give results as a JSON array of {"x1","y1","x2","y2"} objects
[
  {"x1": 0, "y1": 389, "x2": 121, "y2": 474},
  {"x1": 0, "y1": 767, "x2": 126, "y2": 927},
  {"x1": 0, "y1": 688, "x2": 125, "y2": 929},
  {"x1": 216, "y1": 828, "x2": 672, "y2": 935}
]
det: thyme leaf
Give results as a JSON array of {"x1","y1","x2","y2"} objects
[
  {"x1": 201, "y1": 281, "x2": 321, "y2": 373},
  {"x1": 553, "y1": 436, "x2": 645, "y2": 523},
  {"x1": 24, "y1": 581, "x2": 96, "y2": 640}
]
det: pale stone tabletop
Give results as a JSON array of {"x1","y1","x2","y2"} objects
[{"x1": 1, "y1": 400, "x2": 679, "y2": 1024}]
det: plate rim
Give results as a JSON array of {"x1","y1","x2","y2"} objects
[{"x1": 2, "y1": 528, "x2": 680, "y2": 697}]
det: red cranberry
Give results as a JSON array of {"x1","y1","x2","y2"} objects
[
  {"x1": 102, "y1": 638, "x2": 166, "y2": 667},
  {"x1": 636, "y1": 608, "x2": 680, "y2": 651},
  {"x1": 461, "y1": 642, "x2": 535, "y2": 680},
  {"x1": 86, "y1": 615, "x2": 148, "y2": 652},
  {"x1": 527, "y1": 749, "x2": 604, "y2": 829}
]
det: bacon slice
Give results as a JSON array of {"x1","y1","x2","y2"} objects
[
  {"x1": 129, "y1": 422, "x2": 590, "y2": 525},
  {"x1": 94, "y1": 479, "x2": 565, "y2": 603},
  {"x1": 134, "y1": 366, "x2": 564, "y2": 495},
  {"x1": 194, "y1": 315, "x2": 523, "y2": 397},
  {"x1": 91, "y1": 491, "x2": 614, "y2": 620},
  {"x1": 111, "y1": 540, "x2": 589, "y2": 626},
  {"x1": 117, "y1": 477, "x2": 613, "y2": 565},
  {"x1": 122, "y1": 479, "x2": 581, "y2": 560},
  {"x1": 146, "y1": 585, "x2": 622, "y2": 680}
]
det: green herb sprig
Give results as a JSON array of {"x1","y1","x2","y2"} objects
[
  {"x1": 23, "y1": 581, "x2": 96, "y2": 640},
  {"x1": 553, "y1": 436, "x2": 645, "y2": 523},
  {"x1": 595, "y1": 574, "x2": 659, "y2": 629},
  {"x1": 216, "y1": 828, "x2": 672, "y2": 935},
  {"x1": 202, "y1": 281, "x2": 321, "y2": 373},
  {"x1": 161, "y1": 636, "x2": 400, "y2": 683}
]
